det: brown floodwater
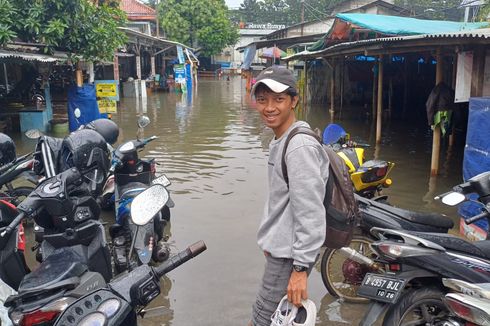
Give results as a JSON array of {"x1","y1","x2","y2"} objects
[{"x1": 13, "y1": 76, "x2": 464, "y2": 325}]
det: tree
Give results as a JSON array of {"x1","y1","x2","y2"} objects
[
  {"x1": 0, "y1": 0, "x2": 127, "y2": 62},
  {"x1": 159, "y1": 0, "x2": 239, "y2": 56},
  {"x1": 394, "y1": 0, "x2": 464, "y2": 21}
]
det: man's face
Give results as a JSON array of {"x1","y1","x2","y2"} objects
[{"x1": 255, "y1": 89, "x2": 299, "y2": 138}]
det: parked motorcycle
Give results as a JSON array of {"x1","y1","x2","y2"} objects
[
  {"x1": 322, "y1": 123, "x2": 394, "y2": 200},
  {"x1": 52, "y1": 187, "x2": 205, "y2": 326},
  {"x1": 105, "y1": 116, "x2": 173, "y2": 274},
  {"x1": 0, "y1": 133, "x2": 37, "y2": 206},
  {"x1": 1, "y1": 133, "x2": 113, "y2": 326},
  {"x1": 356, "y1": 171, "x2": 490, "y2": 325},
  {"x1": 442, "y1": 278, "x2": 490, "y2": 325},
  {"x1": 320, "y1": 194, "x2": 454, "y2": 302}
]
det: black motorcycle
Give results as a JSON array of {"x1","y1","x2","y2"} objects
[
  {"x1": 357, "y1": 171, "x2": 490, "y2": 326},
  {"x1": 2, "y1": 133, "x2": 113, "y2": 326},
  {"x1": 106, "y1": 116, "x2": 173, "y2": 274},
  {"x1": 320, "y1": 194, "x2": 454, "y2": 303},
  {"x1": 53, "y1": 185, "x2": 205, "y2": 326}
]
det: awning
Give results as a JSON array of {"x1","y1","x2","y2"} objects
[{"x1": 0, "y1": 50, "x2": 68, "y2": 62}]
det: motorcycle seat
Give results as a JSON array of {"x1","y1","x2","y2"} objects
[
  {"x1": 407, "y1": 231, "x2": 490, "y2": 259},
  {"x1": 357, "y1": 196, "x2": 454, "y2": 229},
  {"x1": 17, "y1": 249, "x2": 87, "y2": 295}
]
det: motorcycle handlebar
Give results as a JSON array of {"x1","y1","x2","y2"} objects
[
  {"x1": 154, "y1": 241, "x2": 207, "y2": 278},
  {"x1": 1, "y1": 212, "x2": 25, "y2": 237},
  {"x1": 465, "y1": 210, "x2": 490, "y2": 225}
]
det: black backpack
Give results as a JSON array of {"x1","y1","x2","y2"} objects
[{"x1": 281, "y1": 126, "x2": 359, "y2": 249}]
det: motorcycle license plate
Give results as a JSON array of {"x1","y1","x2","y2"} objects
[{"x1": 357, "y1": 273, "x2": 406, "y2": 303}]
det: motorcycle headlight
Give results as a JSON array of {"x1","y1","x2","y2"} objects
[
  {"x1": 79, "y1": 311, "x2": 107, "y2": 326},
  {"x1": 97, "y1": 298, "x2": 121, "y2": 318}
]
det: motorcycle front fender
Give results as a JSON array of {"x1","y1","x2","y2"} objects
[{"x1": 359, "y1": 301, "x2": 389, "y2": 326}]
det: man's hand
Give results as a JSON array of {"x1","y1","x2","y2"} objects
[{"x1": 287, "y1": 270, "x2": 307, "y2": 306}]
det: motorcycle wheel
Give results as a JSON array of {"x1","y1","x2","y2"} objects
[
  {"x1": 382, "y1": 287, "x2": 448, "y2": 326},
  {"x1": 320, "y1": 234, "x2": 380, "y2": 303}
]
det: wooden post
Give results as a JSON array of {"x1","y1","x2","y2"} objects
[
  {"x1": 449, "y1": 53, "x2": 458, "y2": 147},
  {"x1": 303, "y1": 60, "x2": 308, "y2": 108},
  {"x1": 113, "y1": 55, "x2": 120, "y2": 81},
  {"x1": 372, "y1": 62, "x2": 377, "y2": 118},
  {"x1": 76, "y1": 62, "x2": 83, "y2": 87},
  {"x1": 150, "y1": 55, "x2": 156, "y2": 77},
  {"x1": 136, "y1": 55, "x2": 142, "y2": 80},
  {"x1": 376, "y1": 55, "x2": 384, "y2": 143},
  {"x1": 88, "y1": 62, "x2": 94, "y2": 84},
  {"x1": 402, "y1": 57, "x2": 408, "y2": 118},
  {"x1": 430, "y1": 49, "x2": 443, "y2": 176},
  {"x1": 340, "y1": 59, "x2": 344, "y2": 112},
  {"x1": 330, "y1": 61, "x2": 335, "y2": 113}
]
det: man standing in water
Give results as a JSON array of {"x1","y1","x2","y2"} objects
[{"x1": 249, "y1": 66, "x2": 329, "y2": 326}]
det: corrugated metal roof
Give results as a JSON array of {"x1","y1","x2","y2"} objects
[
  {"x1": 284, "y1": 28, "x2": 490, "y2": 61},
  {"x1": 0, "y1": 50, "x2": 67, "y2": 62},
  {"x1": 336, "y1": 13, "x2": 488, "y2": 36}
]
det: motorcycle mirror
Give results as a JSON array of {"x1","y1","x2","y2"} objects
[
  {"x1": 131, "y1": 184, "x2": 169, "y2": 226},
  {"x1": 74, "y1": 108, "x2": 81, "y2": 119},
  {"x1": 441, "y1": 192, "x2": 466, "y2": 206},
  {"x1": 25, "y1": 129, "x2": 44, "y2": 139},
  {"x1": 137, "y1": 116, "x2": 151, "y2": 129}
]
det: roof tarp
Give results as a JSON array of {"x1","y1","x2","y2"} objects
[{"x1": 336, "y1": 13, "x2": 488, "y2": 36}]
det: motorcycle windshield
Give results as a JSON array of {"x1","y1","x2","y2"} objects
[{"x1": 323, "y1": 124, "x2": 347, "y2": 145}]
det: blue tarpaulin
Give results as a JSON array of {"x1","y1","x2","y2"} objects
[
  {"x1": 335, "y1": 13, "x2": 488, "y2": 36},
  {"x1": 459, "y1": 97, "x2": 490, "y2": 231},
  {"x1": 67, "y1": 84, "x2": 100, "y2": 132}
]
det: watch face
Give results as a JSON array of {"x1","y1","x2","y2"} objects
[{"x1": 294, "y1": 265, "x2": 307, "y2": 272}]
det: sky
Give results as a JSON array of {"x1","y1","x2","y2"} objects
[{"x1": 225, "y1": 0, "x2": 243, "y2": 9}]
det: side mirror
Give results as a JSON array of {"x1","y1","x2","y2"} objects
[
  {"x1": 137, "y1": 116, "x2": 150, "y2": 129},
  {"x1": 74, "y1": 108, "x2": 81, "y2": 119},
  {"x1": 131, "y1": 184, "x2": 169, "y2": 226},
  {"x1": 441, "y1": 192, "x2": 466, "y2": 206},
  {"x1": 25, "y1": 129, "x2": 44, "y2": 139}
]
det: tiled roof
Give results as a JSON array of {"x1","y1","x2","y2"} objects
[{"x1": 121, "y1": 0, "x2": 156, "y2": 20}]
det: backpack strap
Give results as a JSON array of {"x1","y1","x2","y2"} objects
[
  {"x1": 281, "y1": 126, "x2": 353, "y2": 207},
  {"x1": 281, "y1": 126, "x2": 321, "y2": 187}
]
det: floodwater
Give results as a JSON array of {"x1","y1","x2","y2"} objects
[{"x1": 16, "y1": 77, "x2": 464, "y2": 325}]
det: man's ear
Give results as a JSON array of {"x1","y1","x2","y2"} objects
[{"x1": 291, "y1": 95, "x2": 299, "y2": 109}]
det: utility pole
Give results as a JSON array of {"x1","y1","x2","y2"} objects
[
  {"x1": 155, "y1": 0, "x2": 160, "y2": 37},
  {"x1": 300, "y1": 0, "x2": 305, "y2": 36}
]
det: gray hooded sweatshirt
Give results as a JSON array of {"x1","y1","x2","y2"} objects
[{"x1": 257, "y1": 121, "x2": 329, "y2": 267}]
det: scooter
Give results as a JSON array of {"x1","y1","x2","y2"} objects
[
  {"x1": 357, "y1": 171, "x2": 490, "y2": 326},
  {"x1": 442, "y1": 278, "x2": 490, "y2": 325},
  {"x1": 319, "y1": 194, "x2": 454, "y2": 303},
  {"x1": 322, "y1": 124, "x2": 394, "y2": 200},
  {"x1": 53, "y1": 185, "x2": 205, "y2": 326},
  {"x1": 105, "y1": 116, "x2": 173, "y2": 273},
  {"x1": 2, "y1": 152, "x2": 113, "y2": 326}
]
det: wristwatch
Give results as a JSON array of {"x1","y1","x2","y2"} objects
[{"x1": 293, "y1": 265, "x2": 308, "y2": 272}]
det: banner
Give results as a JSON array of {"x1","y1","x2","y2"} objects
[
  {"x1": 241, "y1": 44, "x2": 256, "y2": 70},
  {"x1": 95, "y1": 80, "x2": 119, "y2": 114},
  {"x1": 97, "y1": 99, "x2": 118, "y2": 113},
  {"x1": 177, "y1": 45, "x2": 185, "y2": 64}
]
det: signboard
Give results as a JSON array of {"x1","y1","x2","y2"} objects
[
  {"x1": 177, "y1": 45, "x2": 185, "y2": 64},
  {"x1": 455, "y1": 51, "x2": 473, "y2": 103},
  {"x1": 95, "y1": 80, "x2": 119, "y2": 101},
  {"x1": 97, "y1": 99, "x2": 117, "y2": 114}
]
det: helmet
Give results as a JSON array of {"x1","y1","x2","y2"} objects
[
  {"x1": 59, "y1": 129, "x2": 110, "y2": 194},
  {"x1": 0, "y1": 133, "x2": 16, "y2": 167},
  {"x1": 85, "y1": 118, "x2": 119, "y2": 145}
]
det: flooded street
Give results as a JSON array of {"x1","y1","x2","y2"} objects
[{"x1": 15, "y1": 77, "x2": 464, "y2": 325}]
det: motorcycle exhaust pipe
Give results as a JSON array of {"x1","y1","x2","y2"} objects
[{"x1": 337, "y1": 247, "x2": 384, "y2": 272}]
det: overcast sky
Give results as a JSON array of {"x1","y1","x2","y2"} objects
[{"x1": 226, "y1": 0, "x2": 243, "y2": 9}]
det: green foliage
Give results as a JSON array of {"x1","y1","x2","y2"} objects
[
  {"x1": 393, "y1": 0, "x2": 463, "y2": 21},
  {"x1": 0, "y1": 0, "x2": 127, "y2": 62},
  {"x1": 159, "y1": 0, "x2": 239, "y2": 56},
  {"x1": 235, "y1": 0, "x2": 344, "y2": 25}
]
